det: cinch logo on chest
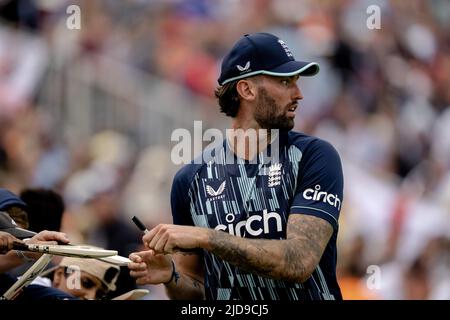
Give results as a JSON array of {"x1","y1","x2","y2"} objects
[{"x1": 215, "y1": 209, "x2": 283, "y2": 237}]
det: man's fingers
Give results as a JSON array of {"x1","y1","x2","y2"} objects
[
  {"x1": 33, "y1": 230, "x2": 70, "y2": 243},
  {"x1": 30, "y1": 240, "x2": 58, "y2": 246},
  {"x1": 138, "y1": 249, "x2": 156, "y2": 260},
  {"x1": 0, "y1": 240, "x2": 9, "y2": 253},
  {"x1": 146, "y1": 226, "x2": 164, "y2": 250},
  {"x1": 128, "y1": 250, "x2": 155, "y2": 267},
  {"x1": 52, "y1": 232, "x2": 70, "y2": 243},
  {"x1": 128, "y1": 261, "x2": 147, "y2": 271},
  {"x1": 129, "y1": 253, "x2": 142, "y2": 263},
  {"x1": 129, "y1": 270, "x2": 148, "y2": 278},
  {"x1": 163, "y1": 240, "x2": 176, "y2": 254},
  {"x1": 1, "y1": 232, "x2": 21, "y2": 253},
  {"x1": 152, "y1": 233, "x2": 169, "y2": 254},
  {"x1": 142, "y1": 225, "x2": 160, "y2": 246},
  {"x1": 136, "y1": 277, "x2": 152, "y2": 285}
]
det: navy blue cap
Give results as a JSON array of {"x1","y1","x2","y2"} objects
[
  {"x1": 0, "y1": 188, "x2": 28, "y2": 211},
  {"x1": 218, "y1": 32, "x2": 319, "y2": 86},
  {"x1": 0, "y1": 211, "x2": 36, "y2": 238}
]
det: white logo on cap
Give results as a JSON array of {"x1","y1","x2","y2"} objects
[
  {"x1": 277, "y1": 39, "x2": 293, "y2": 58},
  {"x1": 236, "y1": 61, "x2": 251, "y2": 72}
]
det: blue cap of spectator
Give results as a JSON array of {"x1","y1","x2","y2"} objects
[
  {"x1": 0, "y1": 188, "x2": 28, "y2": 212},
  {"x1": 0, "y1": 211, "x2": 36, "y2": 238}
]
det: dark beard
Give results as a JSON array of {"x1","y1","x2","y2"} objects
[{"x1": 254, "y1": 87, "x2": 295, "y2": 131}]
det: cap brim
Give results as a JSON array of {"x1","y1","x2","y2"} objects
[
  {"x1": 112, "y1": 289, "x2": 149, "y2": 300},
  {"x1": 220, "y1": 60, "x2": 319, "y2": 85},
  {"x1": 40, "y1": 265, "x2": 59, "y2": 277},
  {"x1": 266, "y1": 60, "x2": 320, "y2": 77},
  {"x1": 2, "y1": 227, "x2": 37, "y2": 239}
]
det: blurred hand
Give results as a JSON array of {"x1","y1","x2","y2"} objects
[
  {"x1": 128, "y1": 250, "x2": 173, "y2": 285},
  {"x1": 24, "y1": 230, "x2": 70, "y2": 259},
  {"x1": 0, "y1": 231, "x2": 19, "y2": 254},
  {"x1": 28, "y1": 230, "x2": 70, "y2": 245}
]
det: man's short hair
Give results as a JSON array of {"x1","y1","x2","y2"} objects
[
  {"x1": 214, "y1": 80, "x2": 240, "y2": 118},
  {"x1": 5, "y1": 206, "x2": 29, "y2": 229}
]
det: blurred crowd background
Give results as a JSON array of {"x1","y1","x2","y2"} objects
[{"x1": 1, "y1": 0, "x2": 449, "y2": 300}]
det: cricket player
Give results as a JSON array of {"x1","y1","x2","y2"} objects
[{"x1": 129, "y1": 32, "x2": 344, "y2": 300}]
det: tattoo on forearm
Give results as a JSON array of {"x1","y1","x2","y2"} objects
[
  {"x1": 208, "y1": 215, "x2": 333, "y2": 282},
  {"x1": 283, "y1": 215, "x2": 332, "y2": 281},
  {"x1": 167, "y1": 273, "x2": 205, "y2": 300},
  {"x1": 210, "y1": 233, "x2": 276, "y2": 274},
  {"x1": 192, "y1": 278, "x2": 202, "y2": 289}
]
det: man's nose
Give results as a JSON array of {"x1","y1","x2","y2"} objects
[{"x1": 292, "y1": 83, "x2": 303, "y2": 101}]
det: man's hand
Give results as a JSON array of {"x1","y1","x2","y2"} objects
[
  {"x1": 0, "y1": 231, "x2": 19, "y2": 254},
  {"x1": 23, "y1": 230, "x2": 70, "y2": 259},
  {"x1": 143, "y1": 224, "x2": 209, "y2": 254},
  {"x1": 128, "y1": 250, "x2": 173, "y2": 285},
  {"x1": 28, "y1": 230, "x2": 70, "y2": 245},
  {"x1": 128, "y1": 230, "x2": 207, "y2": 299}
]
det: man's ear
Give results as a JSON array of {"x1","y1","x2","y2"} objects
[
  {"x1": 236, "y1": 79, "x2": 258, "y2": 101},
  {"x1": 53, "y1": 268, "x2": 65, "y2": 287}
]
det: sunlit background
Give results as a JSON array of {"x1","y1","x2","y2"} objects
[{"x1": 1, "y1": 0, "x2": 449, "y2": 300}]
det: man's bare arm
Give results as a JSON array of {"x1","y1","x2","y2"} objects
[
  {"x1": 165, "y1": 252, "x2": 205, "y2": 300},
  {"x1": 205, "y1": 214, "x2": 333, "y2": 283},
  {"x1": 144, "y1": 215, "x2": 333, "y2": 284}
]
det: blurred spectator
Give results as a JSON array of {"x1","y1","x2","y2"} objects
[
  {"x1": 1, "y1": 187, "x2": 66, "y2": 277},
  {"x1": 379, "y1": 236, "x2": 450, "y2": 299},
  {"x1": 122, "y1": 146, "x2": 175, "y2": 227},
  {"x1": 0, "y1": 187, "x2": 29, "y2": 228},
  {"x1": 62, "y1": 141, "x2": 142, "y2": 298},
  {"x1": 36, "y1": 255, "x2": 120, "y2": 300},
  {"x1": 0, "y1": 0, "x2": 40, "y2": 30},
  {"x1": 0, "y1": 25, "x2": 48, "y2": 115},
  {"x1": 83, "y1": 187, "x2": 142, "y2": 299},
  {"x1": 19, "y1": 188, "x2": 65, "y2": 232},
  {"x1": 338, "y1": 235, "x2": 380, "y2": 300}
]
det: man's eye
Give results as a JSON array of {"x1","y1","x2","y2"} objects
[
  {"x1": 281, "y1": 79, "x2": 289, "y2": 86},
  {"x1": 81, "y1": 278, "x2": 95, "y2": 289}
]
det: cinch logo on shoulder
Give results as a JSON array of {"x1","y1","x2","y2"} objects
[
  {"x1": 214, "y1": 210, "x2": 282, "y2": 237},
  {"x1": 302, "y1": 185, "x2": 341, "y2": 210}
]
